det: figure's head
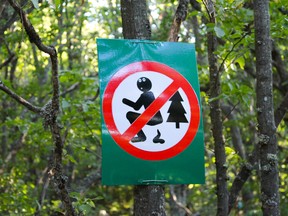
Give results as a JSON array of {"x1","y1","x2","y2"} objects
[{"x1": 137, "y1": 77, "x2": 152, "y2": 92}]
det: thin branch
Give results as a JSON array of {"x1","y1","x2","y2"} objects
[
  {"x1": 88, "y1": 87, "x2": 100, "y2": 101},
  {"x1": 218, "y1": 32, "x2": 250, "y2": 74},
  {"x1": 222, "y1": 101, "x2": 240, "y2": 121},
  {"x1": 0, "y1": 53, "x2": 16, "y2": 70},
  {"x1": 169, "y1": 185, "x2": 192, "y2": 216},
  {"x1": 274, "y1": 92, "x2": 288, "y2": 126},
  {"x1": 272, "y1": 42, "x2": 288, "y2": 93},
  {"x1": 8, "y1": 1, "x2": 55, "y2": 55},
  {"x1": 0, "y1": 0, "x2": 33, "y2": 35},
  {"x1": 202, "y1": 0, "x2": 215, "y2": 20},
  {"x1": 35, "y1": 155, "x2": 52, "y2": 216},
  {"x1": 4, "y1": 132, "x2": 27, "y2": 163},
  {"x1": 77, "y1": 170, "x2": 101, "y2": 194},
  {"x1": 228, "y1": 148, "x2": 257, "y2": 213},
  {"x1": 7, "y1": 0, "x2": 60, "y2": 115},
  {"x1": 60, "y1": 82, "x2": 80, "y2": 97},
  {"x1": 0, "y1": 80, "x2": 42, "y2": 113}
]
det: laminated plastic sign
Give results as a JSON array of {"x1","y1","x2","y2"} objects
[{"x1": 97, "y1": 39, "x2": 204, "y2": 185}]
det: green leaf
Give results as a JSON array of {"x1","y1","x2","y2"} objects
[
  {"x1": 62, "y1": 99, "x2": 70, "y2": 109},
  {"x1": 70, "y1": 192, "x2": 80, "y2": 200},
  {"x1": 67, "y1": 155, "x2": 77, "y2": 164},
  {"x1": 31, "y1": 0, "x2": 39, "y2": 9},
  {"x1": 236, "y1": 56, "x2": 245, "y2": 69},
  {"x1": 214, "y1": 26, "x2": 225, "y2": 38},
  {"x1": 79, "y1": 204, "x2": 91, "y2": 213},
  {"x1": 86, "y1": 199, "x2": 95, "y2": 208},
  {"x1": 225, "y1": 146, "x2": 235, "y2": 155},
  {"x1": 54, "y1": 0, "x2": 61, "y2": 8}
]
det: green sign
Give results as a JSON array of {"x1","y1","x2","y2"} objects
[{"x1": 97, "y1": 39, "x2": 204, "y2": 185}]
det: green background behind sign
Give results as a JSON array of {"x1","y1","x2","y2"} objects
[{"x1": 97, "y1": 39, "x2": 204, "y2": 185}]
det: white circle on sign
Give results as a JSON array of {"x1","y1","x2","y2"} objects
[{"x1": 112, "y1": 71, "x2": 191, "y2": 152}]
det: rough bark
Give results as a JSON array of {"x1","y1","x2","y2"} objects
[
  {"x1": 121, "y1": 0, "x2": 151, "y2": 40},
  {"x1": 3, "y1": 1, "x2": 76, "y2": 215},
  {"x1": 166, "y1": 2, "x2": 191, "y2": 215},
  {"x1": 133, "y1": 185, "x2": 166, "y2": 216},
  {"x1": 254, "y1": 0, "x2": 280, "y2": 215},
  {"x1": 204, "y1": 0, "x2": 228, "y2": 215},
  {"x1": 167, "y1": 0, "x2": 189, "y2": 42},
  {"x1": 120, "y1": 1, "x2": 166, "y2": 215},
  {"x1": 228, "y1": 89, "x2": 288, "y2": 213}
]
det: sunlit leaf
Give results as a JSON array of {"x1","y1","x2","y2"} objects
[{"x1": 214, "y1": 26, "x2": 225, "y2": 38}]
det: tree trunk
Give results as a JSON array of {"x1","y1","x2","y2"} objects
[
  {"x1": 120, "y1": 1, "x2": 166, "y2": 215},
  {"x1": 254, "y1": 0, "x2": 280, "y2": 215},
  {"x1": 133, "y1": 185, "x2": 166, "y2": 216},
  {"x1": 121, "y1": 0, "x2": 151, "y2": 40},
  {"x1": 205, "y1": 0, "x2": 228, "y2": 215}
]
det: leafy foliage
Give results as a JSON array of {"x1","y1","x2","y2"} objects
[{"x1": 0, "y1": 0, "x2": 287, "y2": 215}]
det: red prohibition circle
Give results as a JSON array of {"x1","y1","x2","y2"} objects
[{"x1": 103, "y1": 61, "x2": 200, "y2": 160}]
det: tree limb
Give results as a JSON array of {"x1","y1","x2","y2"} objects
[
  {"x1": 272, "y1": 42, "x2": 288, "y2": 93},
  {"x1": 0, "y1": 80, "x2": 42, "y2": 113},
  {"x1": 6, "y1": 0, "x2": 76, "y2": 215},
  {"x1": 168, "y1": 0, "x2": 189, "y2": 42},
  {"x1": 0, "y1": 53, "x2": 16, "y2": 70},
  {"x1": 77, "y1": 170, "x2": 101, "y2": 194},
  {"x1": 169, "y1": 185, "x2": 192, "y2": 216},
  {"x1": 274, "y1": 92, "x2": 288, "y2": 126},
  {"x1": 60, "y1": 82, "x2": 80, "y2": 97},
  {"x1": 205, "y1": 0, "x2": 229, "y2": 214}
]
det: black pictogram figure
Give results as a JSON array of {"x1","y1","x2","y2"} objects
[
  {"x1": 122, "y1": 77, "x2": 165, "y2": 143},
  {"x1": 153, "y1": 129, "x2": 165, "y2": 144},
  {"x1": 167, "y1": 91, "x2": 188, "y2": 128}
]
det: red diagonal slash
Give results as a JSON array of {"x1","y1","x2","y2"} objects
[{"x1": 122, "y1": 80, "x2": 179, "y2": 142}]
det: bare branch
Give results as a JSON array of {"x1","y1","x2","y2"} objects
[
  {"x1": 0, "y1": 53, "x2": 16, "y2": 70},
  {"x1": 274, "y1": 91, "x2": 288, "y2": 127},
  {"x1": 218, "y1": 32, "x2": 250, "y2": 74},
  {"x1": 77, "y1": 170, "x2": 101, "y2": 194},
  {"x1": 169, "y1": 185, "x2": 192, "y2": 216},
  {"x1": 6, "y1": 0, "x2": 75, "y2": 215},
  {"x1": 88, "y1": 87, "x2": 100, "y2": 101},
  {"x1": 272, "y1": 42, "x2": 288, "y2": 93},
  {"x1": 60, "y1": 82, "x2": 80, "y2": 97},
  {"x1": 0, "y1": 80, "x2": 42, "y2": 113},
  {"x1": 4, "y1": 132, "x2": 28, "y2": 163},
  {"x1": 7, "y1": 0, "x2": 60, "y2": 115}
]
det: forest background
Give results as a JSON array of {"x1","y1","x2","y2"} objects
[{"x1": 0, "y1": 0, "x2": 288, "y2": 215}]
